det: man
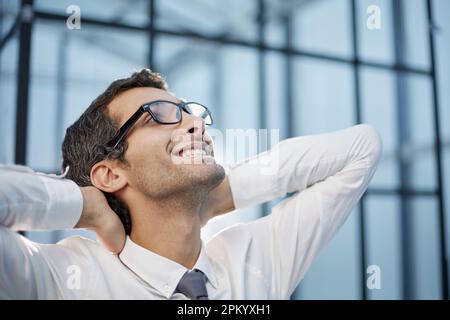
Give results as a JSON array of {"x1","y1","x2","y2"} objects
[{"x1": 0, "y1": 69, "x2": 382, "y2": 299}]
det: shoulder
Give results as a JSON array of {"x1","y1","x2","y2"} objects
[
  {"x1": 36, "y1": 235, "x2": 116, "y2": 268},
  {"x1": 55, "y1": 235, "x2": 112, "y2": 260}
]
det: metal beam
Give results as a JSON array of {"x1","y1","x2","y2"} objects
[
  {"x1": 350, "y1": 0, "x2": 368, "y2": 301},
  {"x1": 54, "y1": 33, "x2": 68, "y2": 168},
  {"x1": 0, "y1": 12, "x2": 21, "y2": 51},
  {"x1": 283, "y1": 1, "x2": 297, "y2": 299},
  {"x1": 426, "y1": 0, "x2": 449, "y2": 300},
  {"x1": 148, "y1": 0, "x2": 156, "y2": 70},
  {"x1": 31, "y1": 10, "x2": 431, "y2": 76},
  {"x1": 284, "y1": 11, "x2": 294, "y2": 139},
  {"x1": 14, "y1": 0, "x2": 33, "y2": 237},
  {"x1": 392, "y1": 0, "x2": 414, "y2": 300},
  {"x1": 258, "y1": 0, "x2": 267, "y2": 131},
  {"x1": 15, "y1": 0, "x2": 33, "y2": 166},
  {"x1": 367, "y1": 188, "x2": 438, "y2": 197},
  {"x1": 257, "y1": 0, "x2": 271, "y2": 225}
]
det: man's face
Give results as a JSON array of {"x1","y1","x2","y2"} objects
[{"x1": 107, "y1": 87, "x2": 225, "y2": 200}]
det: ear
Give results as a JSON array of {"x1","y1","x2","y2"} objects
[{"x1": 90, "y1": 160, "x2": 127, "y2": 193}]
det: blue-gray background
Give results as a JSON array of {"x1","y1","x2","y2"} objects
[{"x1": 1, "y1": 0, "x2": 450, "y2": 299}]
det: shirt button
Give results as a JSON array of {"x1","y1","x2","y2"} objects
[{"x1": 164, "y1": 285, "x2": 171, "y2": 292}]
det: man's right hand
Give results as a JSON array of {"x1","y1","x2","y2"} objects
[{"x1": 76, "y1": 186, "x2": 126, "y2": 254}]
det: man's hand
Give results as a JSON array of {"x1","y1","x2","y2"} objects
[
  {"x1": 76, "y1": 186, "x2": 126, "y2": 254},
  {"x1": 200, "y1": 176, "x2": 236, "y2": 226}
]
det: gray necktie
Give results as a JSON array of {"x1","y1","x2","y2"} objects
[{"x1": 175, "y1": 269, "x2": 209, "y2": 300}]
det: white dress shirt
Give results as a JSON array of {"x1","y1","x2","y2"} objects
[{"x1": 0, "y1": 124, "x2": 382, "y2": 299}]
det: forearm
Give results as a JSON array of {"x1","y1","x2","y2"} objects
[
  {"x1": 0, "y1": 165, "x2": 84, "y2": 299},
  {"x1": 228, "y1": 125, "x2": 382, "y2": 297},
  {"x1": 0, "y1": 165, "x2": 82, "y2": 231}
]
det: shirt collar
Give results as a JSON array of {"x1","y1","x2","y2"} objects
[{"x1": 119, "y1": 236, "x2": 217, "y2": 298}]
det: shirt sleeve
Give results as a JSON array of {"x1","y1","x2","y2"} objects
[
  {"x1": 0, "y1": 165, "x2": 84, "y2": 299},
  {"x1": 227, "y1": 124, "x2": 382, "y2": 298}
]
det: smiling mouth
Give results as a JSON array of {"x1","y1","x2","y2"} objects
[
  {"x1": 179, "y1": 148, "x2": 208, "y2": 158},
  {"x1": 171, "y1": 141, "x2": 214, "y2": 160}
]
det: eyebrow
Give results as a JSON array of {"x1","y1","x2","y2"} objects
[{"x1": 122, "y1": 99, "x2": 186, "y2": 125}]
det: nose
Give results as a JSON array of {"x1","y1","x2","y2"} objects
[{"x1": 183, "y1": 111, "x2": 205, "y2": 141}]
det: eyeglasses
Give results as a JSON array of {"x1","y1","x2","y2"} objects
[{"x1": 107, "y1": 100, "x2": 213, "y2": 149}]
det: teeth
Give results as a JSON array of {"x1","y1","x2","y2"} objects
[{"x1": 180, "y1": 149, "x2": 207, "y2": 158}]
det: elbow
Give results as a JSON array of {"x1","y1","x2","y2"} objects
[{"x1": 356, "y1": 124, "x2": 383, "y2": 167}]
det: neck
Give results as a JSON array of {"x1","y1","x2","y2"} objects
[{"x1": 128, "y1": 192, "x2": 204, "y2": 269}]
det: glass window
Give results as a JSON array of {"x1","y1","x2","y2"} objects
[
  {"x1": 435, "y1": 1, "x2": 450, "y2": 292},
  {"x1": 265, "y1": 1, "x2": 286, "y2": 48},
  {"x1": 357, "y1": 0, "x2": 395, "y2": 64},
  {"x1": 409, "y1": 197, "x2": 442, "y2": 299},
  {"x1": 266, "y1": 51, "x2": 288, "y2": 140},
  {"x1": 361, "y1": 68, "x2": 399, "y2": 189},
  {"x1": 0, "y1": 0, "x2": 19, "y2": 164},
  {"x1": 157, "y1": 0, "x2": 257, "y2": 43},
  {"x1": 295, "y1": 209, "x2": 360, "y2": 299},
  {"x1": 402, "y1": 0, "x2": 430, "y2": 69},
  {"x1": 366, "y1": 196, "x2": 402, "y2": 299},
  {"x1": 435, "y1": 0, "x2": 450, "y2": 139},
  {"x1": 407, "y1": 75, "x2": 436, "y2": 190},
  {"x1": 293, "y1": 59, "x2": 355, "y2": 136},
  {"x1": 35, "y1": 0, "x2": 149, "y2": 26},
  {"x1": 0, "y1": 0, "x2": 20, "y2": 33},
  {"x1": 155, "y1": 37, "x2": 218, "y2": 123},
  {"x1": 292, "y1": 0, "x2": 352, "y2": 59}
]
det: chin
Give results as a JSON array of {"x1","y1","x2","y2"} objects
[{"x1": 184, "y1": 162, "x2": 225, "y2": 188}]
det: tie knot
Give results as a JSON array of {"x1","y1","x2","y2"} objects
[{"x1": 175, "y1": 269, "x2": 209, "y2": 300}]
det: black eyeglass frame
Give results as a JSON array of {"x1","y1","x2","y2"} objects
[{"x1": 107, "y1": 100, "x2": 213, "y2": 150}]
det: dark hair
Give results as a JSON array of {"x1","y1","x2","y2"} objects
[{"x1": 61, "y1": 69, "x2": 168, "y2": 235}]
